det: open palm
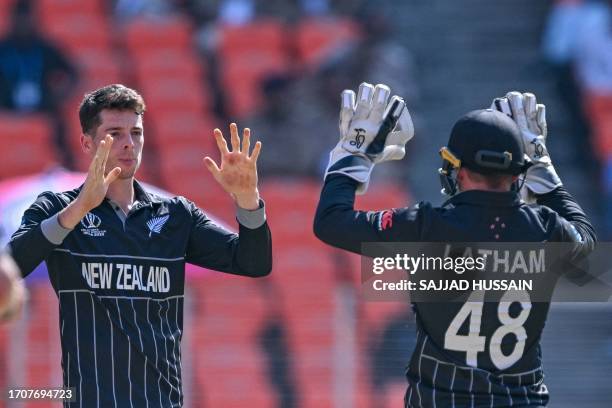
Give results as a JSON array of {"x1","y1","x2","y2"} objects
[{"x1": 204, "y1": 123, "x2": 261, "y2": 207}]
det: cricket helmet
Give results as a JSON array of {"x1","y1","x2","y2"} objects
[{"x1": 439, "y1": 109, "x2": 530, "y2": 195}]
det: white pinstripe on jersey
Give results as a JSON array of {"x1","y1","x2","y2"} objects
[
  {"x1": 147, "y1": 299, "x2": 163, "y2": 408},
  {"x1": 91, "y1": 296, "x2": 100, "y2": 408},
  {"x1": 59, "y1": 290, "x2": 186, "y2": 407},
  {"x1": 106, "y1": 309, "x2": 117, "y2": 408},
  {"x1": 52, "y1": 248, "x2": 185, "y2": 262},
  {"x1": 407, "y1": 333, "x2": 545, "y2": 408},
  {"x1": 74, "y1": 294, "x2": 83, "y2": 408}
]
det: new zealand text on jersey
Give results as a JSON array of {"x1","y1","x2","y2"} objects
[{"x1": 81, "y1": 262, "x2": 171, "y2": 292}]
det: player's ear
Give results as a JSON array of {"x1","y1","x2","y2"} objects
[
  {"x1": 81, "y1": 133, "x2": 95, "y2": 154},
  {"x1": 456, "y1": 168, "x2": 467, "y2": 183}
]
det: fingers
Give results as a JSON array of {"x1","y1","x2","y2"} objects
[
  {"x1": 536, "y1": 104, "x2": 547, "y2": 138},
  {"x1": 492, "y1": 97, "x2": 512, "y2": 117},
  {"x1": 242, "y1": 127, "x2": 251, "y2": 153},
  {"x1": 369, "y1": 84, "x2": 391, "y2": 121},
  {"x1": 203, "y1": 156, "x2": 221, "y2": 178},
  {"x1": 506, "y1": 91, "x2": 528, "y2": 130},
  {"x1": 392, "y1": 101, "x2": 415, "y2": 142},
  {"x1": 250, "y1": 141, "x2": 262, "y2": 163},
  {"x1": 340, "y1": 89, "x2": 356, "y2": 136},
  {"x1": 213, "y1": 128, "x2": 230, "y2": 155},
  {"x1": 354, "y1": 82, "x2": 374, "y2": 120},
  {"x1": 523, "y1": 92, "x2": 539, "y2": 133},
  {"x1": 229, "y1": 122, "x2": 240, "y2": 152},
  {"x1": 104, "y1": 166, "x2": 122, "y2": 185},
  {"x1": 101, "y1": 135, "x2": 113, "y2": 172},
  {"x1": 90, "y1": 134, "x2": 113, "y2": 176}
]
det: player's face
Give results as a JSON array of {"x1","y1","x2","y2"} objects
[{"x1": 86, "y1": 109, "x2": 144, "y2": 179}]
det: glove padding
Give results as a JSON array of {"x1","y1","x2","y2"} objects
[
  {"x1": 326, "y1": 82, "x2": 414, "y2": 194},
  {"x1": 491, "y1": 91, "x2": 562, "y2": 196}
]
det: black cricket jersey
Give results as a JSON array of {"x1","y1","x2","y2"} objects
[
  {"x1": 9, "y1": 180, "x2": 272, "y2": 408},
  {"x1": 314, "y1": 175, "x2": 595, "y2": 408}
]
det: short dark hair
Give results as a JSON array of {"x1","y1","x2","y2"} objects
[
  {"x1": 466, "y1": 168, "x2": 514, "y2": 190},
  {"x1": 79, "y1": 84, "x2": 146, "y2": 136}
]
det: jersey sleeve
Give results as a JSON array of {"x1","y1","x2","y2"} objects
[
  {"x1": 184, "y1": 199, "x2": 272, "y2": 277},
  {"x1": 313, "y1": 174, "x2": 428, "y2": 255},
  {"x1": 8, "y1": 192, "x2": 67, "y2": 277},
  {"x1": 535, "y1": 186, "x2": 597, "y2": 248}
]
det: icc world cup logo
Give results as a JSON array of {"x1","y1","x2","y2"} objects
[
  {"x1": 81, "y1": 212, "x2": 102, "y2": 229},
  {"x1": 350, "y1": 128, "x2": 366, "y2": 149}
]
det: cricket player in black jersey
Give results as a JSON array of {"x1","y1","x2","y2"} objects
[
  {"x1": 314, "y1": 83, "x2": 596, "y2": 407},
  {"x1": 9, "y1": 84, "x2": 272, "y2": 407}
]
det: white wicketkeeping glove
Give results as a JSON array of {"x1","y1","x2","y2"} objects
[
  {"x1": 325, "y1": 82, "x2": 414, "y2": 194},
  {"x1": 491, "y1": 91, "x2": 562, "y2": 197}
]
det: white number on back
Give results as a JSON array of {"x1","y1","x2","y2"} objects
[{"x1": 444, "y1": 290, "x2": 531, "y2": 369}]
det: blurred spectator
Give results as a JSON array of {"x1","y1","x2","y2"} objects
[
  {"x1": 219, "y1": 0, "x2": 255, "y2": 25},
  {"x1": 369, "y1": 310, "x2": 415, "y2": 401},
  {"x1": 349, "y1": 3, "x2": 419, "y2": 107},
  {"x1": 573, "y1": 0, "x2": 612, "y2": 92},
  {"x1": 0, "y1": 0, "x2": 78, "y2": 168},
  {"x1": 114, "y1": 0, "x2": 176, "y2": 20},
  {"x1": 299, "y1": 0, "x2": 329, "y2": 16},
  {"x1": 543, "y1": 0, "x2": 612, "y2": 91},
  {"x1": 247, "y1": 71, "x2": 345, "y2": 179},
  {"x1": 258, "y1": 281, "x2": 299, "y2": 408},
  {"x1": 0, "y1": 1, "x2": 77, "y2": 112},
  {"x1": 543, "y1": 0, "x2": 612, "y2": 236}
]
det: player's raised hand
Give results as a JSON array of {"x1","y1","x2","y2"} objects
[
  {"x1": 491, "y1": 92, "x2": 561, "y2": 195},
  {"x1": 78, "y1": 135, "x2": 122, "y2": 211},
  {"x1": 326, "y1": 82, "x2": 414, "y2": 195},
  {"x1": 58, "y1": 135, "x2": 122, "y2": 230},
  {"x1": 204, "y1": 123, "x2": 261, "y2": 210}
]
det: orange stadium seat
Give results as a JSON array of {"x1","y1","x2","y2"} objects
[
  {"x1": 221, "y1": 50, "x2": 290, "y2": 89},
  {"x1": 217, "y1": 19, "x2": 287, "y2": 58},
  {"x1": 124, "y1": 16, "x2": 193, "y2": 51},
  {"x1": 0, "y1": 0, "x2": 17, "y2": 36},
  {"x1": 295, "y1": 16, "x2": 362, "y2": 69},
  {"x1": 583, "y1": 93, "x2": 612, "y2": 160},
  {"x1": 584, "y1": 92, "x2": 612, "y2": 124},
  {"x1": 72, "y1": 48, "x2": 122, "y2": 85},
  {"x1": 193, "y1": 277, "x2": 276, "y2": 407},
  {"x1": 39, "y1": 14, "x2": 112, "y2": 51},
  {"x1": 132, "y1": 48, "x2": 205, "y2": 82},
  {"x1": 219, "y1": 55, "x2": 290, "y2": 118},
  {"x1": 150, "y1": 112, "x2": 218, "y2": 143},
  {"x1": 140, "y1": 78, "x2": 210, "y2": 115},
  {"x1": 0, "y1": 113, "x2": 57, "y2": 178},
  {"x1": 36, "y1": 0, "x2": 104, "y2": 16},
  {"x1": 591, "y1": 118, "x2": 612, "y2": 159},
  {"x1": 216, "y1": 20, "x2": 291, "y2": 118}
]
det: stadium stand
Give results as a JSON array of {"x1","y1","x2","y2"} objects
[
  {"x1": 0, "y1": 113, "x2": 56, "y2": 178},
  {"x1": 2, "y1": 1, "x2": 609, "y2": 407}
]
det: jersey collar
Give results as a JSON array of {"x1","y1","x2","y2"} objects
[
  {"x1": 133, "y1": 179, "x2": 163, "y2": 204},
  {"x1": 448, "y1": 190, "x2": 522, "y2": 207}
]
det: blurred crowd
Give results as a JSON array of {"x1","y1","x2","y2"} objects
[
  {"x1": 542, "y1": 0, "x2": 612, "y2": 236},
  {"x1": 0, "y1": 0, "x2": 419, "y2": 189},
  {"x1": 1, "y1": 1, "x2": 611, "y2": 406}
]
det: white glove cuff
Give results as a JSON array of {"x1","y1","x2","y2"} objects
[
  {"x1": 525, "y1": 164, "x2": 562, "y2": 195},
  {"x1": 325, "y1": 150, "x2": 374, "y2": 195}
]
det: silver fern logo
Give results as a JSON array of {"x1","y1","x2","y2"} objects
[{"x1": 146, "y1": 215, "x2": 170, "y2": 237}]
